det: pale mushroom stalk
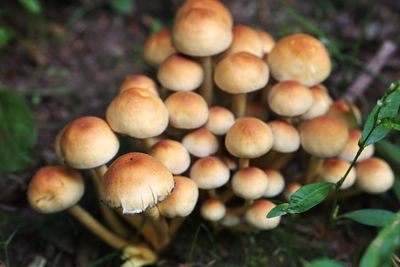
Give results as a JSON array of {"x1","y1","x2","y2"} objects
[
  {"x1": 144, "y1": 207, "x2": 170, "y2": 250},
  {"x1": 200, "y1": 56, "x2": 213, "y2": 105},
  {"x1": 142, "y1": 137, "x2": 159, "y2": 151},
  {"x1": 239, "y1": 158, "x2": 250, "y2": 168},
  {"x1": 232, "y1": 93, "x2": 247, "y2": 117},
  {"x1": 169, "y1": 217, "x2": 185, "y2": 238}
]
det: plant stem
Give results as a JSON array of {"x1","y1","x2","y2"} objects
[{"x1": 200, "y1": 56, "x2": 213, "y2": 105}]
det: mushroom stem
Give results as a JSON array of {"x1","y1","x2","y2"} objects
[
  {"x1": 90, "y1": 166, "x2": 130, "y2": 238},
  {"x1": 239, "y1": 158, "x2": 250, "y2": 169},
  {"x1": 304, "y1": 156, "x2": 324, "y2": 184},
  {"x1": 229, "y1": 199, "x2": 254, "y2": 216},
  {"x1": 169, "y1": 217, "x2": 185, "y2": 238},
  {"x1": 160, "y1": 86, "x2": 169, "y2": 100},
  {"x1": 266, "y1": 152, "x2": 294, "y2": 170},
  {"x1": 220, "y1": 187, "x2": 234, "y2": 203},
  {"x1": 232, "y1": 93, "x2": 247, "y2": 117},
  {"x1": 200, "y1": 56, "x2": 213, "y2": 105},
  {"x1": 144, "y1": 207, "x2": 170, "y2": 250},
  {"x1": 142, "y1": 137, "x2": 158, "y2": 151},
  {"x1": 208, "y1": 189, "x2": 218, "y2": 199}
]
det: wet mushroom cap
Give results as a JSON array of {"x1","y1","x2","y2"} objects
[
  {"x1": 200, "y1": 199, "x2": 226, "y2": 221},
  {"x1": 182, "y1": 128, "x2": 219, "y2": 157},
  {"x1": 263, "y1": 169, "x2": 285, "y2": 198},
  {"x1": 301, "y1": 84, "x2": 333, "y2": 120},
  {"x1": 355, "y1": 157, "x2": 394, "y2": 194},
  {"x1": 267, "y1": 120, "x2": 300, "y2": 153},
  {"x1": 101, "y1": 152, "x2": 174, "y2": 214},
  {"x1": 28, "y1": 166, "x2": 84, "y2": 213},
  {"x1": 231, "y1": 167, "x2": 269, "y2": 200},
  {"x1": 339, "y1": 129, "x2": 375, "y2": 162},
  {"x1": 223, "y1": 25, "x2": 264, "y2": 58},
  {"x1": 245, "y1": 200, "x2": 281, "y2": 230},
  {"x1": 119, "y1": 74, "x2": 159, "y2": 96},
  {"x1": 143, "y1": 28, "x2": 176, "y2": 67},
  {"x1": 320, "y1": 159, "x2": 356, "y2": 190},
  {"x1": 206, "y1": 106, "x2": 235, "y2": 135},
  {"x1": 190, "y1": 156, "x2": 230, "y2": 189}
]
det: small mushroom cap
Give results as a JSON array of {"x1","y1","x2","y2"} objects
[
  {"x1": 339, "y1": 129, "x2": 374, "y2": 162},
  {"x1": 301, "y1": 84, "x2": 333, "y2": 120},
  {"x1": 284, "y1": 182, "x2": 301, "y2": 201},
  {"x1": 150, "y1": 139, "x2": 191, "y2": 175},
  {"x1": 223, "y1": 25, "x2": 264, "y2": 58},
  {"x1": 157, "y1": 54, "x2": 204, "y2": 91},
  {"x1": 200, "y1": 199, "x2": 226, "y2": 221},
  {"x1": 256, "y1": 30, "x2": 275, "y2": 54},
  {"x1": 214, "y1": 52, "x2": 269, "y2": 94},
  {"x1": 327, "y1": 100, "x2": 362, "y2": 128},
  {"x1": 225, "y1": 117, "x2": 274, "y2": 159},
  {"x1": 356, "y1": 157, "x2": 394, "y2": 194},
  {"x1": 268, "y1": 33, "x2": 332, "y2": 87},
  {"x1": 106, "y1": 88, "x2": 169, "y2": 139},
  {"x1": 101, "y1": 152, "x2": 174, "y2": 214},
  {"x1": 119, "y1": 75, "x2": 159, "y2": 96},
  {"x1": 267, "y1": 120, "x2": 300, "y2": 153},
  {"x1": 190, "y1": 156, "x2": 230, "y2": 189},
  {"x1": 158, "y1": 176, "x2": 199, "y2": 218},
  {"x1": 300, "y1": 115, "x2": 349, "y2": 158},
  {"x1": 221, "y1": 155, "x2": 238, "y2": 171},
  {"x1": 182, "y1": 128, "x2": 219, "y2": 157},
  {"x1": 231, "y1": 167, "x2": 269, "y2": 200},
  {"x1": 268, "y1": 81, "x2": 314, "y2": 117},
  {"x1": 206, "y1": 106, "x2": 235, "y2": 135},
  {"x1": 28, "y1": 166, "x2": 84, "y2": 213},
  {"x1": 173, "y1": 8, "x2": 232, "y2": 57},
  {"x1": 320, "y1": 159, "x2": 356, "y2": 190},
  {"x1": 60, "y1": 116, "x2": 119, "y2": 169},
  {"x1": 245, "y1": 200, "x2": 281, "y2": 230},
  {"x1": 143, "y1": 28, "x2": 176, "y2": 67},
  {"x1": 221, "y1": 211, "x2": 240, "y2": 227},
  {"x1": 263, "y1": 169, "x2": 285, "y2": 197},
  {"x1": 165, "y1": 91, "x2": 209, "y2": 130}
]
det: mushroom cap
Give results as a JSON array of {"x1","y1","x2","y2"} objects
[
  {"x1": 221, "y1": 211, "x2": 240, "y2": 227},
  {"x1": 165, "y1": 91, "x2": 208, "y2": 129},
  {"x1": 158, "y1": 176, "x2": 199, "y2": 218},
  {"x1": 182, "y1": 128, "x2": 219, "y2": 157},
  {"x1": 157, "y1": 54, "x2": 204, "y2": 91},
  {"x1": 263, "y1": 168, "x2": 285, "y2": 197},
  {"x1": 256, "y1": 30, "x2": 275, "y2": 54},
  {"x1": 245, "y1": 200, "x2": 281, "y2": 230},
  {"x1": 284, "y1": 182, "x2": 302, "y2": 201},
  {"x1": 356, "y1": 157, "x2": 394, "y2": 194},
  {"x1": 27, "y1": 166, "x2": 84, "y2": 213},
  {"x1": 60, "y1": 116, "x2": 119, "y2": 169},
  {"x1": 206, "y1": 106, "x2": 235, "y2": 135},
  {"x1": 214, "y1": 52, "x2": 269, "y2": 94},
  {"x1": 231, "y1": 167, "x2": 269, "y2": 200},
  {"x1": 267, "y1": 81, "x2": 314, "y2": 117},
  {"x1": 225, "y1": 117, "x2": 274, "y2": 159},
  {"x1": 190, "y1": 156, "x2": 230, "y2": 189},
  {"x1": 200, "y1": 199, "x2": 226, "y2": 221},
  {"x1": 222, "y1": 155, "x2": 238, "y2": 171},
  {"x1": 143, "y1": 28, "x2": 176, "y2": 67},
  {"x1": 267, "y1": 120, "x2": 300, "y2": 153},
  {"x1": 300, "y1": 115, "x2": 349, "y2": 158},
  {"x1": 150, "y1": 139, "x2": 191, "y2": 175},
  {"x1": 101, "y1": 152, "x2": 174, "y2": 214},
  {"x1": 119, "y1": 75, "x2": 159, "y2": 96},
  {"x1": 320, "y1": 159, "x2": 356, "y2": 190},
  {"x1": 268, "y1": 33, "x2": 332, "y2": 86},
  {"x1": 327, "y1": 100, "x2": 362, "y2": 128},
  {"x1": 106, "y1": 88, "x2": 169, "y2": 139},
  {"x1": 223, "y1": 25, "x2": 264, "y2": 58},
  {"x1": 172, "y1": 8, "x2": 232, "y2": 57},
  {"x1": 301, "y1": 84, "x2": 333, "y2": 120},
  {"x1": 339, "y1": 129, "x2": 374, "y2": 162}
]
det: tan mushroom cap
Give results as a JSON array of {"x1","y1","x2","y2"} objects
[
  {"x1": 301, "y1": 84, "x2": 333, "y2": 120},
  {"x1": 263, "y1": 169, "x2": 285, "y2": 198},
  {"x1": 200, "y1": 199, "x2": 226, "y2": 221},
  {"x1": 143, "y1": 28, "x2": 176, "y2": 67},
  {"x1": 356, "y1": 157, "x2": 394, "y2": 194},
  {"x1": 150, "y1": 139, "x2": 191, "y2": 175},
  {"x1": 165, "y1": 91, "x2": 209, "y2": 129},
  {"x1": 231, "y1": 167, "x2": 269, "y2": 200},
  {"x1": 256, "y1": 30, "x2": 275, "y2": 54},
  {"x1": 158, "y1": 176, "x2": 199, "y2": 218},
  {"x1": 327, "y1": 100, "x2": 362, "y2": 128},
  {"x1": 222, "y1": 155, "x2": 238, "y2": 171},
  {"x1": 268, "y1": 81, "x2": 314, "y2": 117},
  {"x1": 28, "y1": 166, "x2": 84, "y2": 213},
  {"x1": 268, "y1": 33, "x2": 332, "y2": 87},
  {"x1": 214, "y1": 52, "x2": 269, "y2": 94},
  {"x1": 60, "y1": 116, "x2": 119, "y2": 169},
  {"x1": 157, "y1": 54, "x2": 204, "y2": 91},
  {"x1": 172, "y1": 8, "x2": 232, "y2": 57},
  {"x1": 106, "y1": 88, "x2": 169, "y2": 139},
  {"x1": 284, "y1": 182, "x2": 301, "y2": 201},
  {"x1": 206, "y1": 106, "x2": 235, "y2": 135},
  {"x1": 320, "y1": 159, "x2": 356, "y2": 190},
  {"x1": 223, "y1": 25, "x2": 264, "y2": 58},
  {"x1": 119, "y1": 74, "x2": 159, "y2": 96},
  {"x1": 245, "y1": 200, "x2": 281, "y2": 230},
  {"x1": 339, "y1": 129, "x2": 375, "y2": 162},
  {"x1": 190, "y1": 156, "x2": 230, "y2": 189},
  {"x1": 225, "y1": 117, "x2": 274, "y2": 159},
  {"x1": 102, "y1": 152, "x2": 174, "y2": 214},
  {"x1": 182, "y1": 128, "x2": 219, "y2": 157},
  {"x1": 267, "y1": 120, "x2": 300, "y2": 153},
  {"x1": 300, "y1": 115, "x2": 349, "y2": 158}
]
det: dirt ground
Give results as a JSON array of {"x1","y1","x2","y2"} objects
[{"x1": 0, "y1": 0, "x2": 399, "y2": 266}]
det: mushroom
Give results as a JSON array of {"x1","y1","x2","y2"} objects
[
  {"x1": 182, "y1": 128, "x2": 219, "y2": 158},
  {"x1": 143, "y1": 28, "x2": 176, "y2": 67},
  {"x1": 284, "y1": 182, "x2": 302, "y2": 201},
  {"x1": 263, "y1": 169, "x2": 285, "y2": 198},
  {"x1": 319, "y1": 159, "x2": 356, "y2": 190},
  {"x1": 119, "y1": 74, "x2": 159, "y2": 96},
  {"x1": 205, "y1": 106, "x2": 235, "y2": 136},
  {"x1": 222, "y1": 25, "x2": 264, "y2": 58},
  {"x1": 245, "y1": 200, "x2": 281, "y2": 230},
  {"x1": 327, "y1": 100, "x2": 362, "y2": 128},
  {"x1": 256, "y1": 29, "x2": 275, "y2": 55},
  {"x1": 301, "y1": 84, "x2": 333, "y2": 120},
  {"x1": 200, "y1": 199, "x2": 227, "y2": 222},
  {"x1": 339, "y1": 129, "x2": 375, "y2": 162},
  {"x1": 355, "y1": 157, "x2": 394, "y2": 194}
]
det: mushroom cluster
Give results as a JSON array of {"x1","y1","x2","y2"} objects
[{"x1": 27, "y1": 1, "x2": 394, "y2": 266}]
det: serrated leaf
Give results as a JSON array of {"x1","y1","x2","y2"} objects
[
  {"x1": 0, "y1": 91, "x2": 37, "y2": 172},
  {"x1": 305, "y1": 258, "x2": 348, "y2": 267},
  {"x1": 339, "y1": 209, "x2": 395, "y2": 227},
  {"x1": 267, "y1": 203, "x2": 289, "y2": 218},
  {"x1": 108, "y1": 0, "x2": 135, "y2": 15},
  {"x1": 18, "y1": 0, "x2": 42, "y2": 14},
  {"x1": 360, "y1": 212, "x2": 400, "y2": 267}
]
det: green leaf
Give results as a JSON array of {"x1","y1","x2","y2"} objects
[
  {"x1": 0, "y1": 28, "x2": 14, "y2": 49},
  {"x1": 376, "y1": 140, "x2": 400, "y2": 165},
  {"x1": 378, "y1": 118, "x2": 400, "y2": 131},
  {"x1": 18, "y1": 0, "x2": 42, "y2": 15},
  {"x1": 305, "y1": 258, "x2": 348, "y2": 267},
  {"x1": 339, "y1": 209, "x2": 395, "y2": 227},
  {"x1": 0, "y1": 91, "x2": 37, "y2": 172},
  {"x1": 108, "y1": 0, "x2": 135, "y2": 15},
  {"x1": 394, "y1": 178, "x2": 400, "y2": 202},
  {"x1": 266, "y1": 203, "x2": 289, "y2": 218},
  {"x1": 150, "y1": 19, "x2": 164, "y2": 34},
  {"x1": 360, "y1": 212, "x2": 400, "y2": 267}
]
